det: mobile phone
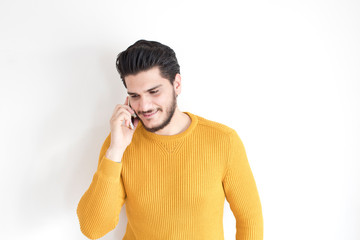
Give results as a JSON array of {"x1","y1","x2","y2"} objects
[{"x1": 128, "y1": 98, "x2": 139, "y2": 128}]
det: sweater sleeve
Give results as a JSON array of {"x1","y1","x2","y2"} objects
[
  {"x1": 222, "y1": 130, "x2": 263, "y2": 240},
  {"x1": 76, "y1": 133, "x2": 126, "y2": 239}
]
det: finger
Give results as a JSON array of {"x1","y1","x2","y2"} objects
[
  {"x1": 115, "y1": 109, "x2": 132, "y2": 121},
  {"x1": 123, "y1": 118, "x2": 135, "y2": 130},
  {"x1": 119, "y1": 112, "x2": 135, "y2": 130},
  {"x1": 124, "y1": 119, "x2": 130, "y2": 128},
  {"x1": 124, "y1": 96, "x2": 128, "y2": 105},
  {"x1": 111, "y1": 109, "x2": 131, "y2": 125},
  {"x1": 114, "y1": 104, "x2": 134, "y2": 115}
]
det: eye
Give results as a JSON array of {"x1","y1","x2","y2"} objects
[
  {"x1": 150, "y1": 90, "x2": 159, "y2": 94},
  {"x1": 130, "y1": 95, "x2": 139, "y2": 98}
]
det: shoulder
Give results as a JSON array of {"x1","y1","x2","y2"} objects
[
  {"x1": 193, "y1": 114, "x2": 246, "y2": 155},
  {"x1": 192, "y1": 113, "x2": 238, "y2": 139},
  {"x1": 189, "y1": 113, "x2": 245, "y2": 153}
]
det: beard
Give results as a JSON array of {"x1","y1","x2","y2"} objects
[{"x1": 140, "y1": 90, "x2": 177, "y2": 133}]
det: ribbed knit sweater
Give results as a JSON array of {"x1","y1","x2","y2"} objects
[{"x1": 77, "y1": 112, "x2": 263, "y2": 239}]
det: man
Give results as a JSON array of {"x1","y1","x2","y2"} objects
[{"x1": 77, "y1": 40, "x2": 263, "y2": 239}]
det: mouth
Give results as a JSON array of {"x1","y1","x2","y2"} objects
[{"x1": 142, "y1": 110, "x2": 159, "y2": 119}]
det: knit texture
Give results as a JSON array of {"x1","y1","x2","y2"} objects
[{"x1": 77, "y1": 112, "x2": 263, "y2": 239}]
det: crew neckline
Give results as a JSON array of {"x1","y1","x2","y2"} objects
[{"x1": 138, "y1": 112, "x2": 198, "y2": 142}]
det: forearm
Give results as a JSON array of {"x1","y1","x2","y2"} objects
[
  {"x1": 223, "y1": 130, "x2": 263, "y2": 239},
  {"x1": 77, "y1": 157, "x2": 125, "y2": 239}
]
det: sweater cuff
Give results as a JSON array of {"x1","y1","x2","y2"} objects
[{"x1": 97, "y1": 156, "x2": 123, "y2": 179}]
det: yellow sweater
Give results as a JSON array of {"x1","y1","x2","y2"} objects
[{"x1": 77, "y1": 112, "x2": 263, "y2": 239}]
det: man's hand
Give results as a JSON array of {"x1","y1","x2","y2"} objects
[{"x1": 106, "y1": 97, "x2": 139, "y2": 162}]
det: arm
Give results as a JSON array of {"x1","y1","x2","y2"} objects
[
  {"x1": 222, "y1": 130, "x2": 263, "y2": 240},
  {"x1": 76, "y1": 133, "x2": 126, "y2": 239}
]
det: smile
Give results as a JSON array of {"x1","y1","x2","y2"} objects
[{"x1": 143, "y1": 110, "x2": 159, "y2": 119}]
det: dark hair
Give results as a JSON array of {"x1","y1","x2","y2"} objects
[{"x1": 115, "y1": 39, "x2": 180, "y2": 88}]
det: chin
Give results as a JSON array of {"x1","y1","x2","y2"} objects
[
  {"x1": 143, "y1": 116, "x2": 162, "y2": 128},
  {"x1": 142, "y1": 111, "x2": 171, "y2": 133}
]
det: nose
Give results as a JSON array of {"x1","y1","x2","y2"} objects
[{"x1": 138, "y1": 96, "x2": 154, "y2": 113}]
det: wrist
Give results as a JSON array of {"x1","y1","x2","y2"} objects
[{"x1": 105, "y1": 146, "x2": 126, "y2": 163}]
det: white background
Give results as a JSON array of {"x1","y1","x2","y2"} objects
[{"x1": 0, "y1": 0, "x2": 359, "y2": 239}]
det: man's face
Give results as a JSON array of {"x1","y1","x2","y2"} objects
[{"x1": 125, "y1": 67, "x2": 179, "y2": 133}]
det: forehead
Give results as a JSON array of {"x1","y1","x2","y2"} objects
[{"x1": 125, "y1": 67, "x2": 171, "y2": 91}]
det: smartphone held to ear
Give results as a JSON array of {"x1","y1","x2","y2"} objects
[
  {"x1": 130, "y1": 114, "x2": 137, "y2": 130},
  {"x1": 128, "y1": 98, "x2": 139, "y2": 130}
]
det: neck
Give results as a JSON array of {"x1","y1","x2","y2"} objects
[{"x1": 154, "y1": 108, "x2": 191, "y2": 136}]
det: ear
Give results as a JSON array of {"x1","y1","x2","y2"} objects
[{"x1": 173, "y1": 73, "x2": 181, "y2": 96}]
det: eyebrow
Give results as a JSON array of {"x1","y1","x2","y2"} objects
[{"x1": 127, "y1": 84, "x2": 162, "y2": 95}]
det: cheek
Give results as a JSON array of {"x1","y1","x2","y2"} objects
[
  {"x1": 157, "y1": 94, "x2": 170, "y2": 108},
  {"x1": 131, "y1": 102, "x2": 141, "y2": 113}
]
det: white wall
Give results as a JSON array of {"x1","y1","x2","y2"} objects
[{"x1": 0, "y1": 0, "x2": 359, "y2": 239}]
